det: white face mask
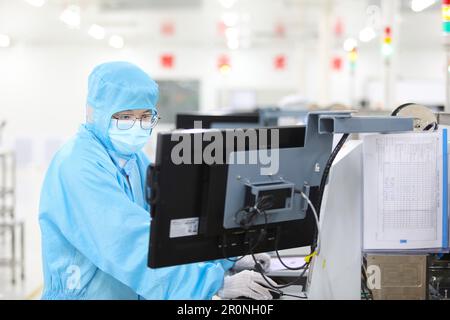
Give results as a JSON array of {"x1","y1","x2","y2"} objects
[{"x1": 108, "y1": 119, "x2": 152, "y2": 155}]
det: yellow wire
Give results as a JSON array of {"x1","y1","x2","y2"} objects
[{"x1": 304, "y1": 251, "x2": 317, "y2": 264}]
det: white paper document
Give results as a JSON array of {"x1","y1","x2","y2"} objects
[{"x1": 363, "y1": 130, "x2": 448, "y2": 251}]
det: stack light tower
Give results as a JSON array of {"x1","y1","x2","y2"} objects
[
  {"x1": 444, "y1": 0, "x2": 450, "y2": 111},
  {"x1": 348, "y1": 46, "x2": 358, "y2": 107}
]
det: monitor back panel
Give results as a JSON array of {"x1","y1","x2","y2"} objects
[{"x1": 148, "y1": 126, "x2": 319, "y2": 268}]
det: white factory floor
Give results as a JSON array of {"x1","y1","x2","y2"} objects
[
  {"x1": 0, "y1": 167, "x2": 45, "y2": 300},
  {"x1": 0, "y1": 221, "x2": 43, "y2": 300}
]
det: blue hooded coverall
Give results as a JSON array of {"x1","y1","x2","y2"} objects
[{"x1": 39, "y1": 61, "x2": 233, "y2": 299}]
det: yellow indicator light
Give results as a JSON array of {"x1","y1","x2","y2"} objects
[{"x1": 219, "y1": 64, "x2": 231, "y2": 75}]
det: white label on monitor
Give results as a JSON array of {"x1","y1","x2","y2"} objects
[{"x1": 169, "y1": 218, "x2": 199, "y2": 238}]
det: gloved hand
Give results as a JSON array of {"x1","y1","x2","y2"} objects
[
  {"x1": 232, "y1": 253, "x2": 271, "y2": 273},
  {"x1": 217, "y1": 270, "x2": 278, "y2": 300}
]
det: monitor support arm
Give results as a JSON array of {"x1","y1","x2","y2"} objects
[
  {"x1": 315, "y1": 111, "x2": 414, "y2": 134},
  {"x1": 303, "y1": 111, "x2": 413, "y2": 183},
  {"x1": 299, "y1": 111, "x2": 414, "y2": 204},
  {"x1": 222, "y1": 111, "x2": 414, "y2": 230}
]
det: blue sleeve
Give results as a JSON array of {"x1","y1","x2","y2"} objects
[
  {"x1": 213, "y1": 260, "x2": 235, "y2": 272},
  {"x1": 42, "y1": 149, "x2": 225, "y2": 300}
]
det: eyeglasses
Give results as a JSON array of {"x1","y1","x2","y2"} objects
[{"x1": 112, "y1": 111, "x2": 160, "y2": 130}]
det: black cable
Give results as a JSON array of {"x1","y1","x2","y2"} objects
[
  {"x1": 250, "y1": 205, "x2": 269, "y2": 250},
  {"x1": 256, "y1": 195, "x2": 274, "y2": 211},
  {"x1": 227, "y1": 195, "x2": 310, "y2": 290},
  {"x1": 318, "y1": 133, "x2": 349, "y2": 213},
  {"x1": 224, "y1": 195, "x2": 273, "y2": 262},
  {"x1": 249, "y1": 210, "x2": 310, "y2": 290},
  {"x1": 280, "y1": 292, "x2": 308, "y2": 299},
  {"x1": 251, "y1": 251, "x2": 310, "y2": 289},
  {"x1": 275, "y1": 249, "x2": 308, "y2": 270},
  {"x1": 312, "y1": 133, "x2": 349, "y2": 252},
  {"x1": 391, "y1": 103, "x2": 438, "y2": 131},
  {"x1": 234, "y1": 207, "x2": 258, "y2": 230},
  {"x1": 274, "y1": 227, "x2": 309, "y2": 271},
  {"x1": 361, "y1": 255, "x2": 373, "y2": 300},
  {"x1": 234, "y1": 195, "x2": 274, "y2": 229}
]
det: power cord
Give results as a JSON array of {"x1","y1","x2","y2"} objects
[
  {"x1": 224, "y1": 189, "x2": 317, "y2": 295},
  {"x1": 248, "y1": 210, "x2": 311, "y2": 291},
  {"x1": 273, "y1": 227, "x2": 311, "y2": 271},
  {"x1": 251, "y1": 250, "x2": 310, "y2": 290},
  {"x1": 274, "y1": 244, "x2": 309, "y2": 271},
  {"x1": 312, "y1": 133, "x2": 349, "y2": 252},
  {"x1": 248, "y1": 184, "x2": 320, "y2": 294},
  {"x1": 293, "y1": 189, "x2": 321, "y2": 256}
]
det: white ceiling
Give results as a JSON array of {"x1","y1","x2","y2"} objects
[{"x1": 0, "y1": 0, "x2": 444, "y2": 50}]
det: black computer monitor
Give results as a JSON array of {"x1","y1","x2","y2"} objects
[
  {"x1": 146, "y1": 126, "x2": 319, "y2": 268},
  {"x1": 176, "y1": 112, "x2": 262, "y2": 129}
]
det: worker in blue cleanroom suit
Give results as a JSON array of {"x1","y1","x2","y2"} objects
[{"x1": 39, "y1": 61, "x2": 274, "y2": 300}]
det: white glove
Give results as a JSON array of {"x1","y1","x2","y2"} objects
[
  {"x1": 232, "y1": 253, "x2": 271, "y2": 273},
  {"x1": 217, "y1": 270, "x2": 278, "y2": 300}
]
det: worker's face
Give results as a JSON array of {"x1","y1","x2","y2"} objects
[{"x1": 108, "y1": 109, "x2": 157, "y2": 155}]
